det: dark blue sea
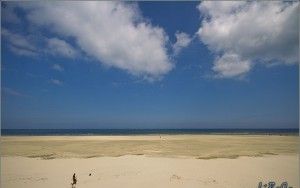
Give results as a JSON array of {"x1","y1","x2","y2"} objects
[{"x1": 1, "y1": 129, "x2": 298, "y2": 136}]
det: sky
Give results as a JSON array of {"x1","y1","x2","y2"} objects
[{"x1": 1, "y1": 1, "x2": 299, "y2": 129}]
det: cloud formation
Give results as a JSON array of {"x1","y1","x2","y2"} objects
[
  {"x1": 1, "y1": 3, "x2": 21, "y2": 24},
  {"x1": 198, "y1": 1, "x2": 299, "y2": 78},
  {"x1": 2, "y1": 28, "x2": 78, "y2": 59},
  {"x1": 172, "y1": 31, "x2": 192, "y2": 55},
  {"x1": 52, "y1": 64, "x2": 64, "y2": 72},
  {"x1": 46, "y1": 38, "x2": 77, "y2": 58},
  {"x1": 213, "y1": 53, "x2": 251, "y2": 78},
  {"x1": 2, "y1": 87, "x2": 28, "y2": 97},
  {"x1": 49, "y1": 79, "x2": 63, "y2": 86},
  {"x1": 2, "y1": 28, "x2": 38, "y2": 57},
  {"x1": 18, "y1": 1, "x2": 173, "y2": 80}
]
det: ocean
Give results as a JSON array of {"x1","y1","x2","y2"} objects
[{"x1": 1, "y1": 129, "x2": 299, "y2": 136}]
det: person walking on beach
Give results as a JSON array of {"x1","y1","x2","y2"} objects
[{"x1": 71, "y1": 173, "x2": 77, "y2": 187}]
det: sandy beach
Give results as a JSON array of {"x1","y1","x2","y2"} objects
[
  {"x1": 2, "y1": 1, "x2": 299, "y2": 188},
  {"x1": 1, "y1": 135, "x2": 299, "y2": 188}
]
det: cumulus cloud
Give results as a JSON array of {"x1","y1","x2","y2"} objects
[
  {"x1": 213, "y1": 53, "x2": 251, "y2": 78},
  {"x1": 46, "y1": 38, "x2": 77, "y2": 58},
  {"x1": 49, "y1": 79, "x2": 63, "y2": 86},
  {"x1": 17, "y1": 1, "x2": 173, "y2": 80},
  {"x1": 52, "y1": 64, "x2": 64, "y2": 72},
  {"x1": 197, "y1": 1, "x2": 299, "y2": 78},
  {"x1": 172, "y1": 31, "x2": 192, "y2": 55}
]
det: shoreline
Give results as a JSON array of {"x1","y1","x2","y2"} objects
[
  {"x1": 1, "y1": 134, "x2": 299, "y2": 138},
  {"x1": 2, "y1": 132, "x2": 298, "y2": 137},
  {"x1": 2, "y1": 128, "x2": 298, "y2": 137}
]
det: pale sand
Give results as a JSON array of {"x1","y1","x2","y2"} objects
[
  {"x1": 1, "y1": 155, "x2": 299, "y2": 188},
  {"x1": 1, "y1": 135, "x2": 299, "y2": 188}
]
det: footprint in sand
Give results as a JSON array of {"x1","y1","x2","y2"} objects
[
  {"x1": 202, "y1": 178, "x2": 217, "y2": 185},
  {"x1": 170, "y1": 174, "x2": 182, "y2": 181}
]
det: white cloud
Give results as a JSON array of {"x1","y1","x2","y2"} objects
[
  {"x1": 19, "y1": 1, "x2": 173, "y2": 80},
  {"x1": 213, "y1": 53, "x2": 251, "y2": 78},
  {"x1": 2, "y1": 28, "x2": 78, "y2": 59},
  {"x1": 2, "y1": 28, "x2": 38, "y2": 57},
  {"x1": 172, "y1": 31, "x2": 192, "y2": 55},
  {"x1": 2, "y1": 87, "x2": 28, "y2": 97},
  {"x1": 2, "y1": 2, "x2": 21, "y2": 24},
  {"x1": 52, "y1": 64, "x2": 64, "y2": 72},
  {"x1": 198, "y1": 1, "x2": 247, "y2": 18},
  {"x1": 197, "y1": 1, "x2": 299, "y2": 78},
  {"x1": 49, "y1": 79, "x2": 63, "y2": 86},
  {"x1": 46, "y1": 38, "x2": 77, "y2": 58}
]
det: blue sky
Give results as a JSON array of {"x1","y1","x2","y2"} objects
[{"x1": 1, "y1": 1, "x2": 299, "y2": 129}]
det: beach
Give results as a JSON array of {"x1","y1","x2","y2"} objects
[
  {"x1": 2, "y1": 1, "x2": 299, "y2": 188},
  {"x1": 1, "y1": 135, "x2": 299, "y2": 188}
]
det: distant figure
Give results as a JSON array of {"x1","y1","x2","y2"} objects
[{"x1": 71, "y1": 173, "x2": 77, "y2": 187}]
